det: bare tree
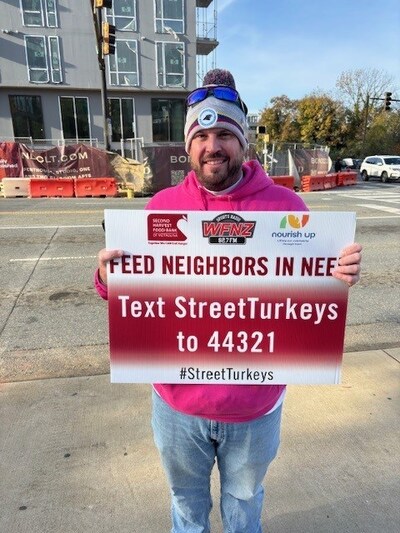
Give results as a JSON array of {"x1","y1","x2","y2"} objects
[{"x1": 336, "y1": 68, "x2": 395, "y2": 110}]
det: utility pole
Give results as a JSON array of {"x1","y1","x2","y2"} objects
[
  {"x1": 92, "y1": 1, "x2": 114, "y2": 151},
  {"x1": 362, "y1": 94, "x2": 370, "y2": 153}
]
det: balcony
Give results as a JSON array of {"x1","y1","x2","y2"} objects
[
  {"x1": 196, "y1": 36, "x2": 218, "y2": 56},
  {"x1": 196, "y1": 0, "x2": 213, "y2": 7},
  {"x1": 196, "y1": 0, "x2": 217, "y2": 56}
]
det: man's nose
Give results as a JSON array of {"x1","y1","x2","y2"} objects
[{"x1": 204, "y1": 134, "x2": 221, "y2": 153}]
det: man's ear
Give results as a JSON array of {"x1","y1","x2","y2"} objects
[{"x1": 243, "y1": 142, "x2": 250, "y2": 161}]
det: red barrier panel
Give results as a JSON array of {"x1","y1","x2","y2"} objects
[
  {"x1": 337, "y1": 171, "x2": 357, "y2": 186},
  {"x1": 74, "y1": 178, "x2": 117, "y2": 198},
  {"x1": 301, "y1": 175, "x2": 311, "y2": 192},
  {"x1": 301, "y1": 175, "x2": 338, "y2": 192},
  {"x1": 272, "y1": 175, "x2": 295, "y2": 190},
  {"x1": 29, "y1": 179, "x2": 75, "y2": 198},
  {"x1": 324, "y1": 173, "x2": 337, "y2": 189},
  {"x1": 301, "y1": 175, "x2": 324, "y2": 192}
]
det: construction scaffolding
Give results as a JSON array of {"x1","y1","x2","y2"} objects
[{"x1": 196, "y1": 0, "x2": 218, "y2": 85}]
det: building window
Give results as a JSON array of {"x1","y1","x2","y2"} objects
[
  {"x1": 156, "y1": 42, "x2": 185, "y2": 87},
  {"x1": 107, "y1": 0, "x2": 137, "y2": 31},
  {"x1": 9, "y1": 95, "x2": 45, "y2": 139},
  {"x1": 45, "y1": 0, "x2": 58, "y2": 27},
  {"x1": 155, "y1": 0, "x2": 184, "y2": 34},
  {"x1": 48, "y1": 36, "x2": 62, "y2": 82},
  {"x1": 109, "y1": 40, "x2": 139, "y2": 86},
  {"x1": 24, "y1": 35, "x2": 62, "y2": 83},
  {"x1": 59, "y1": 96, "x2": 90, "y2": 141},
  {"x1": 152, "y1": 99, "x2": 185, "y2": 142},
  {"x1": 20, "y1": 0, "x2": 58, "y2": 28},
  {"x1": 109, "y1": 98, "x2": 136, "y2": 142}
]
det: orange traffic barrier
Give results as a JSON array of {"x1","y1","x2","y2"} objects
[
  {"x1": 301, "y1": 175, "x2": 323, "y2": 192},
  {"x1": 324, "y1": 173, "x2": 337, "y2": 189},
  {"x1": 74, "y1": 178, "x2": 117, "y2": 198},
  {"x1": 301, "y1": 174, "x2": 338, "y2": 192},
  {"x1": 29, "y1": 178, "x2": 75, "y2": 198},
  {"x1": 272, "y1": 175, "x2": 295, "y2": 189},
  {"x1": 337, "y1": 171, "x2": 357, "y2": 186}
]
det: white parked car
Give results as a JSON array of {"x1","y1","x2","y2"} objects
[{"x1": 360, "y1": 155, "x2": 400, "y2": 182}]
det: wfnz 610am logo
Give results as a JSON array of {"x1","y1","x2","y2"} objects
[{"x1": 271, "y1": 214, "x2": 316, "y2": 246}]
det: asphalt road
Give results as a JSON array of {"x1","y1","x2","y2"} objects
[{"x1": 1, "y1": 180, "x2": 399, "y2": 382}]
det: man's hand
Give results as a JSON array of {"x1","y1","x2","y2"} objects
[
  {"x1": 333, "y1": 243, "x2": 362, "y2": 287},
  {"x1": 98, "y1": 248, "x2": 124, "y2": 285}
]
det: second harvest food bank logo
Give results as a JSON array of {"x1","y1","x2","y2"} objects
[
  {"x1": 202, "y1": 213, "x2": 256, "y2": 244},
  {"x1": 272, "y1": 213, "x2": 315, "y2": 245},
  {"x1": 147, "y1": 213, "x2": 188, "y2": 243}
]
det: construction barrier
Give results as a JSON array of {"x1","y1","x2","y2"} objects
[
  {"x1": 74, "y1": 178, "x2": 117, "y2": 198},
  {"x1": 272, "y1": 175, "x2": 295, "y2": 190},
  {"x1": 2, "y1": 178, "x2": 30, "y2": 198},
  {"x1": 324, "y1": 173, "x2": 337, "y2": 189},
  {"x1": 301, "y1": 175, "x2": 327, "y2": 192},
  {"x1": 337, "y1": 171, "x2": 357, "y2": 186},
  {"x1": 301, "y1": 173, "x2": 354, "y2": 192},
  {"x1": 29, "y1": 178, "x2": 75, "y2": 198}
]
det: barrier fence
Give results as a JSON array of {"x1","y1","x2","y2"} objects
[
  {"x1": 29, "y1": 178, "x2": 75, "y2": 198},
  {"x1": 1, "y1": 172, "x2": 358, "y2": 198},
  {"x1": 301, "y1": 172, "x2": 357, "y2": 192},
  {"x1": 1, "y1": 177, "x2": 118, "y2": 198}
]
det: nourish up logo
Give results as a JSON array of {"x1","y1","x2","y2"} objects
[
  {"x1": 272, "y1": 213, "x2": 315, "y2": 246},
  {"x1": 279, "y1": 214, "x2": 310, "y2": 229}
]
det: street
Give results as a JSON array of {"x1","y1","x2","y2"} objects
[
  {"x1": 0, "y1": 180, "x2": 399, "y2": 382},
  {"x1": 1, "y1": 180, "x2": 399, "y2": 533}
]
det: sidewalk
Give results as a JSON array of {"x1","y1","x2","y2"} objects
[{"x1": 1, "y1": 348, "x2": 399, "y2": 533}]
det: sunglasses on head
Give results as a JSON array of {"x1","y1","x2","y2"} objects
[{"x1": 186, "y1": 85, "x2": 248, "y2": 115}]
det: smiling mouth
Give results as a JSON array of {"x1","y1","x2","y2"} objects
[{"x1": 203, "y1": 157, "x2": 226, "y2": 166}]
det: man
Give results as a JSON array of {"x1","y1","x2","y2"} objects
[
  {"x1": 95, "y1": 70, "x2": 362, "y2": 533},
  {"x1": 334, "y1": 157, "x2": 344, "y2": 173}
]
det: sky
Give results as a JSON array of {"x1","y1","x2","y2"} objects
[{"x1": 212, "y1": 0, "x2": 400, "y2": 113}]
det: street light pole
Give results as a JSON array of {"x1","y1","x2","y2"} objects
[
  {"x1": 92, "y1": 1, "x2": 111, "y2": 151},
  {"x1": 362, "y1": 94, "x2": 369, "y2": 154}
]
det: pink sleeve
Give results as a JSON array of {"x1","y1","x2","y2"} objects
[{"x1": 94, "y1": 269, "x2": 108, "y2": 300}]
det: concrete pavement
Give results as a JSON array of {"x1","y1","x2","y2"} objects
[{"x1": 1, "y1": 348, "x2": 399, "y2": 533}]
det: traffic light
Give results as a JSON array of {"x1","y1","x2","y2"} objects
[
  {"x1": 95, "y1": 0, "x2": 112, "y2": 8},
  {"x1": 102, "y1": 21, "x2": 116, "y2": 55},
  {"x1": 384, "y1": 92, "x2": 392, "y2": 111},
  {"x1": 257, "y1": 126, "x2": 266, "y2": 135}
]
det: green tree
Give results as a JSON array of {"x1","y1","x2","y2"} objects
[
  {"x1": 257, "y1": 68, "x2": 399, "y2": 158},
  {"x1": 258, "y1": 93, "x2": 345, "y2": 148},
  {"x1": 259, "y1": 95, "x2": 299, "y2": 143},
  {"x1": 364, "y1": 110, "x2": 400, "y2": 155},
  {"x1": 297, "y1": 93, "x2": 346, "y2": 147}
]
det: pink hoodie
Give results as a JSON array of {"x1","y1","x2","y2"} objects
[{"x1": 96, "y1": 159, "x2": 308, "y2": 422}]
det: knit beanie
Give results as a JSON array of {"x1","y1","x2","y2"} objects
[{"x1": 184, "y1": 69, "x2": 249, "y2": 153}]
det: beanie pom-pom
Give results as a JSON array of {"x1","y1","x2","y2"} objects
[{"x1": 203, "y1": 69, "x2": 236, "y2": 89}]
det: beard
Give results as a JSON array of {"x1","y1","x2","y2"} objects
[{"x1": 190, "y1": 150, "x2": 244, "y2": 192}]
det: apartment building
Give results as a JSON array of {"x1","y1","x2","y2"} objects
[{"x1": 0, "y1": 0, "x2": 218, "y2": 159}]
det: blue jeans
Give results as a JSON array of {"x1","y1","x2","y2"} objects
[{"x1": 151, "y1": 390, "x2": 282, "y2": 533}]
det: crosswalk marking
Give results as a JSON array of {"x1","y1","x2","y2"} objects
[
  {"x1": 333, "y1": 188, "x2": 400, "y2": 215},
  {"x1": 356, "y1": 203, "x2": 400, "y2": 215}
]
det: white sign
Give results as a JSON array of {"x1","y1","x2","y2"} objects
[{"x1": 105, "y1": 210, "x2": 356, "y2": 384}]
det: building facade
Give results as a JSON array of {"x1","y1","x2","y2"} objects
[{"x1": 0, "y1": 0, "x2": 218, "y2": 159}]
